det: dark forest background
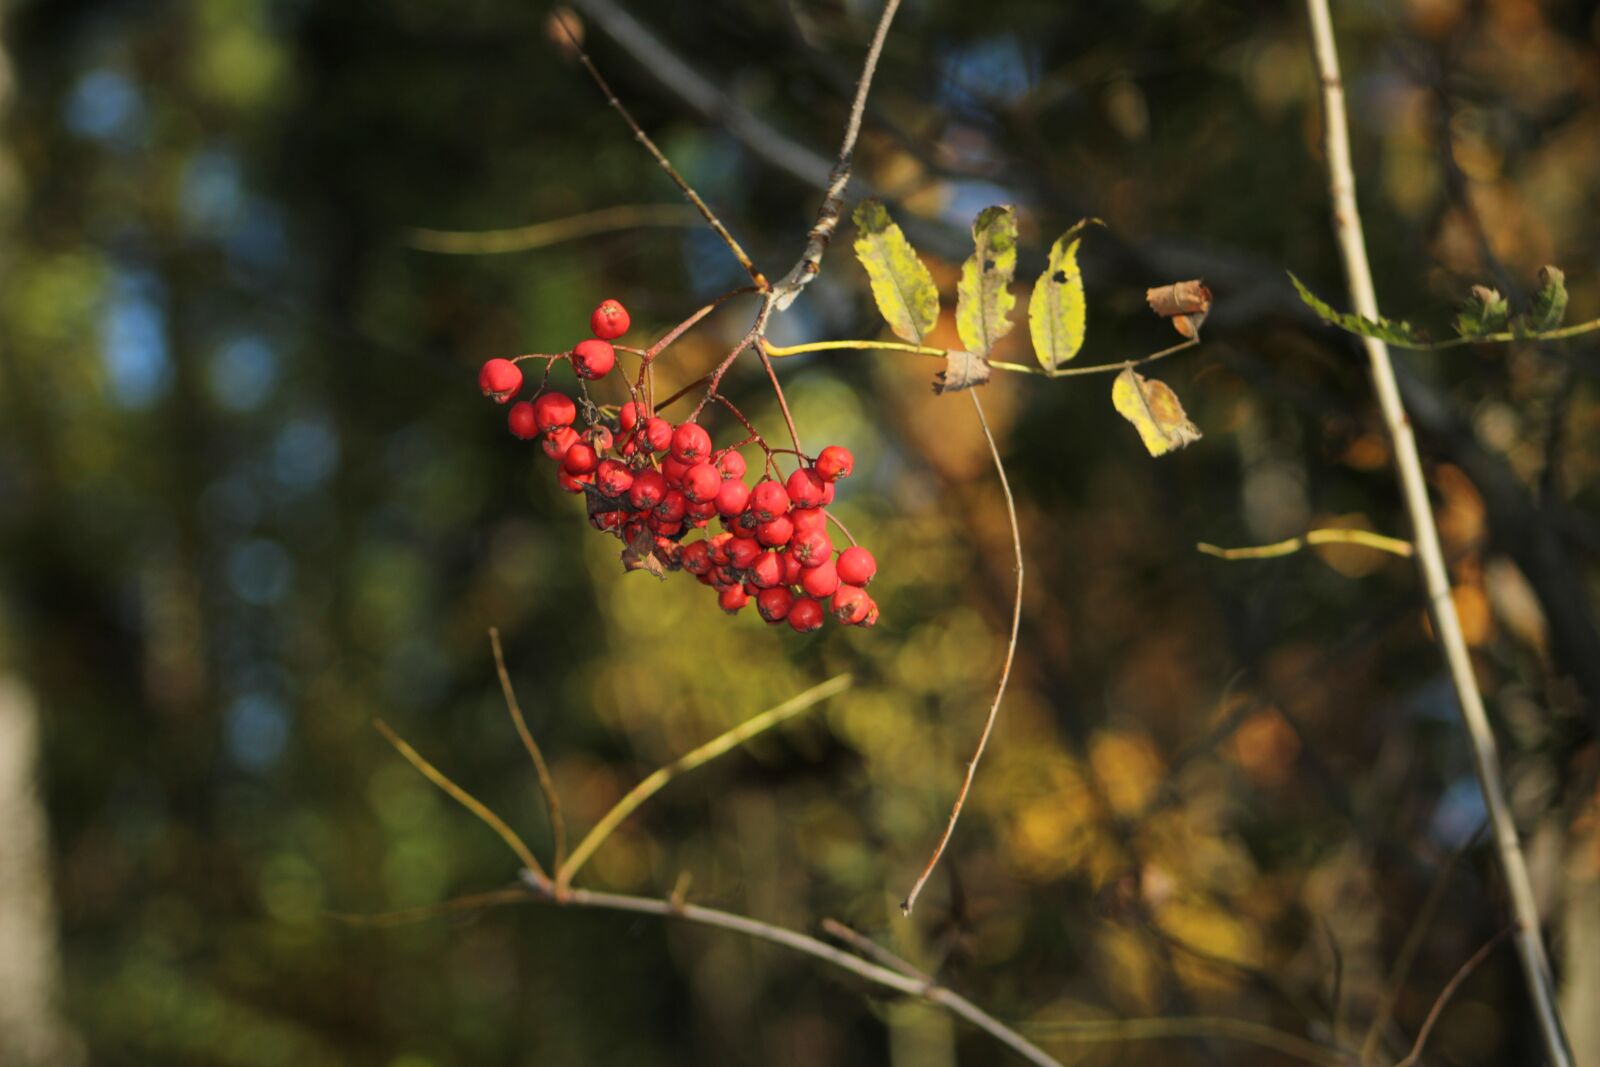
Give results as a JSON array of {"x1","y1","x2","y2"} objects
[{"x1": 3, "y1": 1, "x2": 1600, "y2": 1064}]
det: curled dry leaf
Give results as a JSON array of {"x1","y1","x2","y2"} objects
[
  {"x1": 621, "y1": 525, "x2": 669, "y2": 580},
  {"x1": 1111, "y1": 367, "x2": 1201, "y2": 457},
  {"x1": 933, "y1": 350, "x2": 992, "y2": 394},
  {"x1": 1146, "y1": 279, "x2": 1212, "y2": 338}
]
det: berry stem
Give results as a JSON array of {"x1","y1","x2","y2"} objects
[{"x1": 901, "y1": 390, "x2": 1023, "y2": 916}]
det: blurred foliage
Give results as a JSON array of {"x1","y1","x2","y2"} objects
[{"x1": 3, "y1": 1, "x2": 1600, "y2": 1065}]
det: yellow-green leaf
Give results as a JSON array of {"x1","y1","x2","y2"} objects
[
  {"x1": 851, "y1": 200, "x2": 940, "y2": 344},
  {"x1": 1028, "y1": 229, "x2": 1087, "y2": 371},
  {"x1": 1111, "y1": 367, "x2": 1201, "y2": 457},
  {"x1": 955, "y1": 205, "x2": 1017, "y2": 357}
]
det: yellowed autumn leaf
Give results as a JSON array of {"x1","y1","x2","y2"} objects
[{"x1": 1111, "y1": 367, "x2": 1202, "y2": 456}]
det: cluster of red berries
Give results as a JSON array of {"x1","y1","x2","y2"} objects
[{"x1": 476, "y1": 300, "x2": 880, "y2": 633}]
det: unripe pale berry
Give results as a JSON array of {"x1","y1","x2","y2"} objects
[
  {"x1": 816, "y1": 445, "x2": 854, "y2": 482},
  {"x1": 837, "y1": 546, "x2": 877, "y2": 586},
  {"x1": 533, "y1": 391, "x2": 577, "y2": 431},
  {"x1": 682, "y1": 462, "x2": 721, "y2": 504},
  {"x1": 596, "y1": 459, "x2": 634, "y2": 498},
  {"x1": 800, "y1": 557, "x2": 840, "y2": 598},
  {"x1": 715, "y1": 479, "x2": 751, "y2": 518},
  {"x1": 561, "y1": 441, "x2": 599, "y2": 475},
  {"x1": 718, "y1": 584, "x2": 749, "y2": 614},
  {"x1": 756, "y1": 515, "x2": 793, "y2": 548},
  {"x1": 715, "y1": 450, "x2": 747, "y2": 482},
  {"x1": 749, "y1": 480, "x2": 791, "y2": 523},
  {"x1": 508, "y1": 401, "x2": 539, "y2": 439},
  {"x1": 543, "y1": 425, "x2": 581, "y2": 461},
  {"x1": 788, "y1": 597, "x2": 824, "y2": 633},
  {"x1": 479, "y1": 358, "x2": 523, "y2": 402},
  {"x1": 790, "y1": 528, "x2": 833, "y2": 567},
  {"x1": 590, "y1": 298, "x2": 630, "y2": 340},
  {"x1": 757, "y1": 586, "x2": 794, "y2": 623},
  {"x1": 670, "y1": 422, "x2": 712, "y2": 464},
  {"x1": 831, "y1": 583, "x2": 870, "y2": 624},
  {"x1": 572, "y1": 338, "x2": 616, "y2": 380},
  {"x1": 629, "y1": 469, "x2": 668, "y2": 511},
  {"x1": 785, "y1": 466, "x2": 827, "y2": 509}
]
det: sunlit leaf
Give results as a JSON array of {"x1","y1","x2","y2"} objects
[
  {"x1": 1028, "y1": 231, "x2": 1086, "y2": 371},
  {"x1": 1521, "y1": 265, "x2": 1568, "y2": 334},
  {"x1": 955, "y1": 205, "x2": 1017, "y2": 357},
  {"x1": 1454, "y1": 285, "x2": 1509, "y2": 338},
  {"x1": 851, "y1": 200, "x2": 940, "y2": 344},
  {"x1": 1289, "y1": 272, "x2": 1425, "y2": 347},
  {"x1": 1112, "y1": 367, "x2": 1201, "y2": 457}
]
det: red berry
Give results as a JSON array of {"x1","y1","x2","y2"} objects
[
  {"x1": 718, "y1": 584, "x2": 749, "y2": 614},
  {"x1": 660, "y1": 456, "x2": 691, "y2": 486},
  {"x1": 682, "y1": 462, "x2": 722, "y2": 504},
  {"x1": 655, "y1": 489, "x2": 688, "y2": 524},
  {"x1": 628, "y1": 469, "x2": 668, "y2": 511},
  {"x1": 562, "y1": 441, "x2": 599, "y2": 475},
  {"x1": 708, "y1": 532, "x2": 733, "y2": 566},
  {"x1": 785, "y1": 467, "x2": 827, "y2": 509},
  {"x1": 590, "y1": 298, "x2": 631, "y2": 340},
  {"x1": 715, "y1": 450, "x2": 747, "y2": 482},
  {"x1": 654, "y1": 537, "x2": 682, "y2": 567},
  {"x1": 781, "y1": 549, "x2": 805, "y2": 586},
  {"x1": 749, "y1": 480, "x2": 791, "y2": 523},
  {"x1": 728, "y1": 536, "x2": 762, "y2": 570},
  {"x1": 800, "y1": 557, "x2": 840, "y2": 598},
  {"x1": 533, "y1": 391, "x2": 577, "y2": 431},
  {"x1": 837, "y1": 546, "x2": 877, "y2": 586},
  {"x1": 591, "y1": 509, "x2": 625, "y2": 532},
  {"x1": 757, "y1": 586, "x2": 794, "y2": 624},
  {"x1": 639, "y1": 417, "x2": 673, "y2": 453},
  {"x1": 556, "y1": 469, "x2": 592, "y2": 494},
  {"x1": 682, "y1": 541, "x2": 712, "y2": 575},
  {"x1": 649, "y1": 515, "x2": 682, "y2": 537},
  {"x1": 508, "y1": 401, "x2": 539, "y2": 440},
  {"x1": 479, "y1": 358, "x2": 523, "y2": 402},
  {"x1": 715, "y1": 479, "x2": 751, "y2": 518},
  {"x1": 686, "y1": 499, "x2": 719, "y2": 524},
  {"x1": 816, "y1": 445, "x2": 854, "y2": 482},
  {"x1": 790, "y1": 528, "x2": 833, "y2": 567},
  {"x1": 543, "y1": 425, "x2": 581, "y2": 461},
  {"x1": 670, "y1": 422, "x2": 712, "y2": 464},
  {"x1": 788, "y1": 597, "x2": 824, "y2": 633},
  {"x1": 749, "y1": 551, "x2": 783, "y2": 588},
  {"x1": 619, "y1": 401, "x2": 643, "y2": 432},
  {"x1": 572, "y1": 338, "x2": 616, "y2": 380},
  {"x1": 791, "y1": 507, "x2": 827, "y2": 536},
  {"x1": 756, "y1": 515, "x2": 793, "y2": 548},
  {"x1": 595, "y1": 459, "x2": 634, "y2": 498},
  {"x1": 831, "y1": 584, "x2": 870, "y2": 624},
  {"x1": 861, "y1": 598, "x2": 880, "y2": 627}
]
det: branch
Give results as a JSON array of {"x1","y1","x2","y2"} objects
[
  {"x1": 556, "y1": 673, "x2": 852, "y2": 890},
  {"x1": 1393, "y1": 927, "x2": 1514, "y2": 1067},
  {"x1": 1302, "y1": 5, "x2": 1573, "y2": 1064},
  {"x1": 771, "y1": 0, "x2": 904, "y2": 310},
  {"x1": 488, "y1": 628, "x2": 566, "y2": 870},
  {"x1": 408, "y1": 204, "x2": 700, "y2": 254},
  {"x1": 901, "y1": 391, "x2": 1022, "y2": 914}
]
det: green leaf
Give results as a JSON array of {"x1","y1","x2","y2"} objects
[
  {"x1": 1028, "y1": 226, "x2": 1088, "y2": 372},
  {"x1": 955, "y1": 205, "x2": 1018, "y2": 357},
  {"x1": 1521, "y1": 265, "x2": 1568, "y2": 334},
  {"x1": 1454, "y1": 285, "x2": 1511, "y2": 338},
  {"x1": 851, "y1": 200, "x2": 940, "y2": 344},
  {"x1": 1289, "y1": 273, "x2": 1425, "y2": 347}
]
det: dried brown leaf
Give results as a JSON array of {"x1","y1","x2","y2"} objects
[
  {"x1": 933, "y1": 350, "x2": 993, "y2": 394},
  {"x1": 1146, "y1": 279, "x2": 1213, "y2": 338}
]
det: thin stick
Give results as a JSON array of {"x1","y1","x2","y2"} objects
[
  {"x1": 522, "y1": 877, "x2": 1064, "y2": 1067},
  {"x1": 1197, "y1": 528, "x2": 1414, "y2": 561},
  {"x1": 821, "y1": 918, "x2": 933, "y2": 983},
  {"x1": 553, "y1": 14, "x2": 765, "y2": 288},
  {"x1": 761, "y1": 336, "x2": 1198, "y2": 379},
  {"x1": 1302, "y1": 5, "x2": 1572, "y2": 1063},
  {"x1": 488, "y1": 628, "x2": 567, "y2": 870},
  {"x1": 408, "y1": 204, "x2": 700, "y2": 254},
  {"x1": 372, "y1": 719, "x2": 545, "y2": 881},
  {"x1": 557, "y1": 673, "x2": 852, "y2": 890},
  {"x1": 1393, "y1": 927, "x2": 1514, "y2": 1067},
  {"x1": 901, "y1": 391, "x2": 1023, "y2": 915},
  {"x1": 772, "y1": 0, "x2": 904, "y2": 309},
  {"x1": 327, "y1": 887, "x2": 532, "y2": 928},
  {"x1": 1023, "y1": 1016, "x2": 1349, "y2": 1067}
]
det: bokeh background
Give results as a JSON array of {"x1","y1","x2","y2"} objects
[{"x1": 3, "y1": 0, "x2": 1600, "y2": 1064}]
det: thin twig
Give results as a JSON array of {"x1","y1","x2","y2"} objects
[
  {"x1": 901, "y1": 391, "x2": 1023, "y2": 915},
  {"x1": 821, "y1": 918, "x2": 934, "y2": 983},
  {"x1": 1197, "y1": 528, "x2": 1414, "y2": 561},
  {"x1": 552, "y1": 12, "x2": 765, "y2": 287},
  {"x1": 408, "y1": 204, "x2": 700, "y2": 254},
  {"x1": 1023, "y1": 1016, "x2": 1350, "y2": 1067},
  {"x1": 772, "y1": 0, "x2": 903, "y2": 309},
  {"x1": 1393, "y1": 927, "x2": 1514, "y2": 1067},
  {"x1": 761, "y1": 336, "x2": 1199, "y2": 380},
  {"x1": 371, "y1": 719, "x2": 545, "y2": 880},
  {"x1": 488, "y1": 628, "x2": 566, "y2": 870},
  {"x1": 522, "y1": 876, "x2": 1065, "y2": 1067},
  {"x1": 326, "y1": 887, "x2": 532, "y2": 928},
  {"x1": 1301, "y1": 5, "x2": 1572, "y2": 1063},
  {"x1": 556, "y1": 673, "x2": 852, "y2": 890}
]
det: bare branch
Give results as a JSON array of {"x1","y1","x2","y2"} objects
[
  {"x1": 408, "y1": 204, "x2": 700, "y2": 254},
  {"x1": 488, "y1": 628, "x2": 567, "y2": 871},
  {"x1": 1393, "y1": 928, "x2": 1514, "y2": 1067},
  {"x1": 821, "y1": 918, "x2": 933, "y2": 984}
]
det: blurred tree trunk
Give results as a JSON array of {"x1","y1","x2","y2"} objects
[
  {"x1": 0, "y1": 678, "x2": 81, "y2": 1067},
  {"x1": 1563, "y1": 818, "x2": 1600, "y2": 1067}
]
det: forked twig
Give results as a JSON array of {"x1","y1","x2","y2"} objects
[
  {"x1": 488, "y1": 628, "x2": 566, "y2": 870},
  {"x1": 902, "y1": 391, "x2": 1023, "y2": 914},
  {"x1": 821, "y1": 918, "x2": 933, "y2": 984},
  {"x1": 556, "y1": 673, "x2": 852, "y2": 890},
  {"x1": 1393, "y1": 927, "x2": 1514, "y2": 1067}
]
